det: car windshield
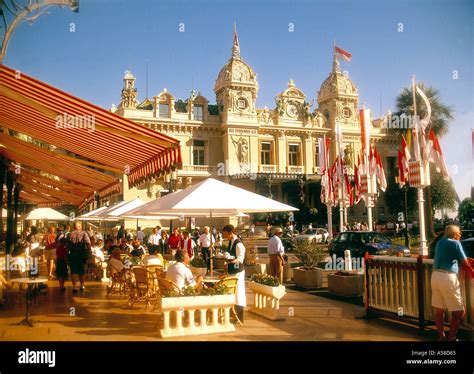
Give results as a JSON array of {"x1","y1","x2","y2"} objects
[
  {"x1": 461, "y1": 240, "x2": 474, "y2": 258},
  {"x1": 359, "y1": 233, "x2": 390, "y2": 244},
  {"x1": 302, "y1": 229, "x2": 317, "y2": 235}
]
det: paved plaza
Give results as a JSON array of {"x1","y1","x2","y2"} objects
[{"x1": 0, "y1": 277, "x2": 426, "y2": 342}]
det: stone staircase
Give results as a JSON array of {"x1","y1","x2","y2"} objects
[{"x1": 242, "y1": 236, "x2": 269, "y2": 251}]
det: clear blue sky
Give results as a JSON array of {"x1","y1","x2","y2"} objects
[{"x1": 4, "y1": 0, "x2": 473, "y2": 200}]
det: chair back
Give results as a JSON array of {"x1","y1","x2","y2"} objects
[
  {"x1": 132, "y1": 266, "x2": 148, "y2": 285},
  {"x1": 155, "y1": 267, "x2": 166, "y2": 279},
  {"x1": 218, "y1": 276, "x2": 238, "y2": 295},
  {"x1": 157, "y1": 277, "x2": 180, "y2": 296}
]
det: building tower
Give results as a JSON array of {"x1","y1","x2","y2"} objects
[
  {"x1": 317, "y1": 49, "x2": 359, "y2": 166},
  {"x1": 214, "y1": 25, "x2": 260, "y2": 179},
  {"x1": 118, "y1": 70, "x2": 138, "y2": 109}
]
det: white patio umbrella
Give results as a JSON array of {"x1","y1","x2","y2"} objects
[
  {"x1": 106, "y1": 198, "x2": 147, "y2": 217},
  {"x1": 23, "y1": 207, "x2": 68, "y2": 221},
  {"x1": 75, "y1": 206, "x2": 109, "y2": 221},
  {"x1": 125, "y1": 178, "x2": 298, "y2": 216}
]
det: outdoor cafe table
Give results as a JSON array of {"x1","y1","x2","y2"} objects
[
  {"x1": 10, "y1": 276, "x2": 48, "y2": 327},
  {"x1": 203, "y1": 276, "x2": 221, "y2": 287}
]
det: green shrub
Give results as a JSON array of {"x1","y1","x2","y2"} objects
[
  {"x1": 250, "y1": 273, "x2": 280, "y2": 287},
  {"x1": 293, "y1": 240, "x2": 326, "y2": 270}
]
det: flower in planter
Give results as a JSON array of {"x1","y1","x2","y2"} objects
[
  {"x1": 161, "y1": 283, "x2": 229, "y2": 297},
  {"x1": 293, "y1": 240, "x2": 326, "y2": 270},
  {"x1": 250, "y1": 273, "x2": 280, "y2": 287}
]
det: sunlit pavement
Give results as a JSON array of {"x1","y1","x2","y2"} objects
[{"x1": 0, "y1": 278, "x2": 426, "y2": 342}]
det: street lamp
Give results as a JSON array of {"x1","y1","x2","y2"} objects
[{"x1": 1, "y1": 0, "x2": 80, "y2": 64}]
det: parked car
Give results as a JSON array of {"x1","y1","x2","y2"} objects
[
  {"x1": 461, "y1": 238, "x2": 474, "y2": 258},
  {"x1": 461, "y1": 229, "x2": 474, "y2": 240},
  {"x1": 295, "y1": 228, "x2": 329, "y2": 243},
  {"x1": 329, "y1": 231, "x2": 411, "y2": 259},
  {"x1": 281, "y1": 231, "x2": 296, "y2": 251}
]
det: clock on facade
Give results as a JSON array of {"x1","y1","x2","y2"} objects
[
  {"x1": 286, "y1": 103, "x2": 298, "y2": 118},
  {"x1": 237, "y1": 98, "x2": 248, "y2": 110},
  {"x1": 342, "y1": 107, "x2": 352, "y2": 119}
]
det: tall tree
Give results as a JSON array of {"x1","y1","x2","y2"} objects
[{"x1": 394, "y1": 82, "x2": 454, "y2": 239}]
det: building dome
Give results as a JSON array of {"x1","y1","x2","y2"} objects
[
  {"x1": 317, "y1": 60, "x2": 357, "y2": 104},
  {"x1": 214, "y1": 57, "x2": 258, "y2": 92}
]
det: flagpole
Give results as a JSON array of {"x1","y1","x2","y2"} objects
[
  {"x1": 336, "y1": 123, "x2": 345, "y2": 232},
  {"x1": 412, "y1": 75, "x2": 428, "y2": 256},
  {"x1": 323, "y1": 135, "x2": 334, "y2": 241},
  {"x1": 361, "y1": 106, "x2": 374, "y2": 232}
]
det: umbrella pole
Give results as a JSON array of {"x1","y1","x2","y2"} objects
[{"x1": 210, "y1": 210, "x2": 213, "y2": 276}]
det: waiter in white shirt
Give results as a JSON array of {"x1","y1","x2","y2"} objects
[
  {"x1": 148, "y1": 228, "x2": 161, "y2": 254},
  {"x1": 199, "y1": 226, "x2": 215, "y2": 273},
  {"x1": 222, "y1": 224, "x2": 246, "y2": 323}
]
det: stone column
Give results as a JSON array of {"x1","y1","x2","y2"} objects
[
  {"x1": 276, "y1": 131, "x2": 286, "y2": 173},
  {"x1": 5, "y1": 172, "x2": 14, "y2": 255},
  {"x1": 13, "y1": 184, "x2": 20, "y2": 244},
  {"x1": 303, "y1": 134, "x2": 313, "y2": 175},
  {"x1": 0, "y1": 161, "x2": 5, "y2": 234}
]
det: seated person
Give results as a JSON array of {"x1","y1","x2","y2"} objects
[
  {"x1": 0, "y1": 270, "x2": 12, "y2": 290},
  {"x1": 119, "y1": 238, "x2": 133, "y2": 254},
  {"x1": 108, "y1": 248, "x2": 125, "y2": 274},
  {"x1": 165, "y1": 250, "x2": 203, "y2": 291},
  {"x1": 143, "y1": 247, "x2": 164, "y2": 267},
  {"x1": 91, "y1": 237, "x2": 105, "y2": 263},
  {"x1": 130, "y1": 240, "x2": 146, "y2": 258},
  {"x1": 9, "y1": 244, "x2": 28, "y2": 277}
]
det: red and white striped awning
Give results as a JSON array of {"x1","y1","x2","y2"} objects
[{"x1": 0, "y1": 65, "x2": 182, "y2": 205}]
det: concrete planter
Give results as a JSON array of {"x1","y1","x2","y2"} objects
[
  {"x1": 293, "y1": 267, "x2": 323, "y2": 289},
  {"x1": 190, "y1": 266, "x2": 207, "y2": 277},
  {"x1": 245, "y1": 263, "x2": 267, "y2": 278},
  {"x1": 157, "y1": 294, "x2": 236, "y2": 338},
  {"x1": 248, "y1": 282, "x2": 286, "y2": 321},
  {"x1": 327, "y1": 273, "x2": 364, "y2": 297}
]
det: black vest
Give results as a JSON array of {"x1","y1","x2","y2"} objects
[{"x1": 227, "y1": 237, "x2": 244, "y2": 274}]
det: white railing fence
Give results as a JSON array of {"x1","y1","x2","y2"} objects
[{"x1": 365, "y1": 256, "x2": 473, "y2": 332}]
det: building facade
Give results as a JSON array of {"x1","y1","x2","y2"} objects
[{"x1": 111, "y1": 32, "x2": 399, "y2": 227}]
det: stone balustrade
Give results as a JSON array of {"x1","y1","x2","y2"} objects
[
  {"x1": 249, "y1": 282, "x2": 286, "y2": 321},
  {"x1": 156, "y1": 294, "x2": 236, "y2": 338}
]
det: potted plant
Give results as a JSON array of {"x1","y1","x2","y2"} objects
[
  {"x1": 190, "y1": 256, "x2": 207, "y2": 277},
  {"x1": 292, "y1": 239, "x2": 325, "y2": 289},
  {"x1": 327, "y1": 270, "x2": 364, "y2": 297},
  {"x1": 157, "y1": 283, "x2": 235, "y2": 338},
  {"x1": 248, "y1": 273, "x2": 286, "y2": 321},
  {"x1": 244, "y1": 241, "x2": 266, "y2": 278}
]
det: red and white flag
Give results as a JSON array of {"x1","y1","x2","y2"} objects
[
  {"x1": 335, "y1": 46, "x2": 352, "y2": 62},
  {"x1": 397, "y1": 149, "x2": 407, "y2": 186},
  {"x1": 401, "y1": 135, "x2": 411, "y2": 163},
  {"x1": 376, "y1": 152, "x2": 387, "y2": 192},
  {"x1": 425, "y1": 128, "x2": 450, "y2": 181},
  {"x1": 318, "y1": 137, "x2": 331, "y2": 174}
]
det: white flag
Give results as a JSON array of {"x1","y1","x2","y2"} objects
[{"x1": 416, "y1": 85, "x2": 431, "y2": 133}]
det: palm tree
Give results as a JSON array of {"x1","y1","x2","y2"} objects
[{"x1": 393, "y1": 82, "x2": 454, "y2": 239}]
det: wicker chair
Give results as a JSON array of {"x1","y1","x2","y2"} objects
[
  {"x1": 106, "y1": 264, "x2": 130, "y2": 297},
  {"x1": 129, "y1": 266, "x2": 154, "y2": 309},
  {"x1": 217, "y1": 276, "x2": 242, "y2": 325}
]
